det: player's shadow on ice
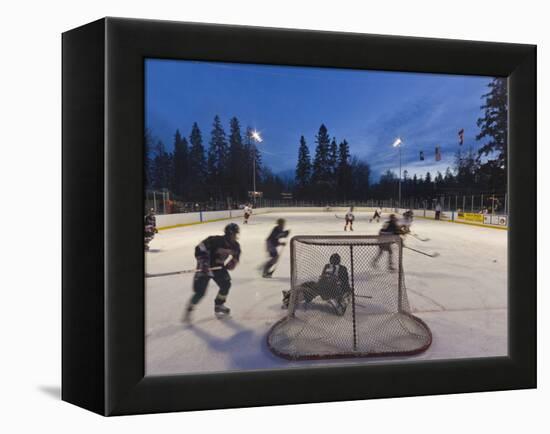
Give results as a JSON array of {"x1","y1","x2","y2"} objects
[{"x1": 189, "y1": 319, "x2": 285, "y2": 369}]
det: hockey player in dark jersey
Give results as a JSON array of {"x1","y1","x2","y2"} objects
[
  {"x1": 182, "y1": 223, "x2": 241, "y2": 322},
  {"x1": 144, "y1": 208, "x2": 158, "y2": 251},
  {"x1": 282, "y1": 253, "x2": 351, "y2": 315},
  {"x1": 344, "y1": 206, "x2": 355, "y2": 231},
  {"x1": 262, "y1": 218, "x2": 290, "y2": 278},
  {"x1": 369, "y1": 207, "x2": 382, "y2": 223},
  {"x1": 372, "y1": 214, "x2": 402, "y2": 271}
]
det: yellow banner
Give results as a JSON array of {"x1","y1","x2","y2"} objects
[{"x1": 457, "y1": 212, "x2": 484, "y2": 223}]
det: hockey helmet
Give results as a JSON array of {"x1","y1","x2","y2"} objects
[
  {"x1": 277, "y1": 218, "x2": 286, "y2": 227},
  {"x1": 224, "y1": 223, "x2": 240, "y2": 237}
]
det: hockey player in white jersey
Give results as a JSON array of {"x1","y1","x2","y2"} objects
[
  {"x1": 243, "y1": 204, "x2": 252, "y2": 224},
  {"x1": 401, "y1": 209, "x2": 414, "y2": 234}
]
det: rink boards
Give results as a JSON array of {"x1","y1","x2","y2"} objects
[{"x1": 145, "y1": 210, "x2": 507, "y2": 375}]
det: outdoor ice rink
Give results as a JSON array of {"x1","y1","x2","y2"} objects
[{"x1": 145, "y1": 211, "x2": 507, "y2": 376}]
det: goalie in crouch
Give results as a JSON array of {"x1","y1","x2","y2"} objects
[
  {"x1": 182, "y1": 223, "x2": 241, "y2": 322},
  {"x1": 282, "y1": 253, "x2": 352, "y2": 316}
]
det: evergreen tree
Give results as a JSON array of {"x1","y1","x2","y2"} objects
[
  {"x1": 228, "y1": 117, "x2": 246, "y2": 200},
  {"x1": 424, "y1": 171, "x2": 432, "y2": 184},
  {"x1": 151, "y1": 140, "x2": 172, "y2": 190},
  {"x1": 454, "y1": 149, "x2": 478, "y2": 192},
  {"x1": 329, "y1": 137, "x2": 338, "y2": 175},
  {"x1": 476, "y1": 78, "x2": 508, "y2": 169},
  {"x1": 295, "y1": 135, "x2": 312, "y2": 194},
  {"x1": 144, "y1": 128, "x2": 154, "y2": 189},
  {"x1": 376, "y1": 169, "x2": 396, "y2": 201},
  {"x1": 207, "y1": 115, "x2": 228, "y2": 199},
  {"x1": 188, "y1": 122, "x2": 207, "y2": 200},
  {"x1": 312, "y1": 124, "x2": 331, "y2": 186},
  {"x1": 434, "y1": 171, "x2": 444, "y2": 191},
  {"x1": 411, "y1": 173, "x2": 419, "y2": 198},
  {"x1": 260, "y1": 167, "x2": 285, "y2": 199},
  {"x1": 423, "y1": 171, "x2": 432, "y2": 197},
  {"x1": 443, "y1": 167, "x2": 455, "y2": 189},
  {"x1": 172, "y1": 129, "x2": 189, "y2": 199},
  {"x1": 336, "y1": 140, "x2": 352, "y2": 198}
]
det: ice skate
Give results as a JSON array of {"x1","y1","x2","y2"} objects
[
  {"x1": 214, "y1": 304, "x2": 231, "y2": 318},
  {"x1": 181, "y1": 307, "x2": 193, "y2": 324}
]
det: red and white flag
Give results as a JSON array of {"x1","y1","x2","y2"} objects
[{"x1": 458, "y1": 128, "x2": 464, "y2": 145}]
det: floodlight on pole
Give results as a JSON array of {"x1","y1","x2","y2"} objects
[
  {"x1": 392, "y1": 137, "x2": 403, "y2": 209},
  {"x1": 250, "y1": 130, "x2": 263, "y2": 205},
  {"x1": 251, "y1": 130, "x2": 263, "y2": 143}
]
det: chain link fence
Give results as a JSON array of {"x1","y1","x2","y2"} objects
[{"x1": 146, "y1": 189, "x2": 507, "y2": 216}]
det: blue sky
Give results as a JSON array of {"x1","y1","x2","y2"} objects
[{"x1": 145, "y1": 58, "x2": 494, "y2": 180}]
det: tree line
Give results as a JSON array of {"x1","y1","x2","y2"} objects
[
  {"x1": 294, "y1": 124, "x2": 371, "y2": 200},
  {"x1": 145, "y1": 116, "x2": 270, "y2": 203},
  {"x1": 145, "y1": 77, "x2": 507, "y2": 206}
]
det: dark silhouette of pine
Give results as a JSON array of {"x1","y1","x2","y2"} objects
[
  {"x1": 312, "y1": 124, "x2": 331, "y2": 186},
  {"x1": 295, "y1": 135, "x2": 312, "y2": 193},
  {"x1": 188, "y1": 122, "x2": 207, "y2": 200},
  {"x1": 172, "y1": 129, "x2": 189, "y2": 199}
]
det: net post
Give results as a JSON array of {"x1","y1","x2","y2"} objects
[
  {"x1": 397, "y1": 236, "x2": 403, "y2": 313},
  {"x1": 350, "y1": 244, "x2": 357, "y2": 352},
  {"x1": 288, "y1": 237, "x2": 298, "y2": 316}
]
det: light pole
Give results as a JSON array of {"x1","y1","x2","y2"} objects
[
  {"x1": 250, "y1": 130, "x2": 263, "y2": 206},
  {"x1": 392, "y1": 137, "x2": 403, "y2": 209}
]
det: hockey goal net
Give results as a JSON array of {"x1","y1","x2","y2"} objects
[{"x1": 267, "y1": 235, "x2": 432, "y2": 360}]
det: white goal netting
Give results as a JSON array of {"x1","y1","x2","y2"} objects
[{"x1": 267, "y1": 235, "x2": 432, "y2": 360}]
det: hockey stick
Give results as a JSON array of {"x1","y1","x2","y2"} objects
[
  {"x1": 146, "y1": 266, "x2": 223, "y2": 278},
  {"x1": 334, "y1": 214, "x2": 346, "y2": 220},
  {"x1": 355, "y1": 294, "x2": 373, "y2": 299},
  {"x1": 410, "y1": 232, "x2": 430, "y2": 242},
  {"x1": 403, "y1": 245, "x2": 440, "y2": 258}
]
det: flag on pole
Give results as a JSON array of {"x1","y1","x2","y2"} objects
[
  {"x1": 419, "y1": 151, "x2": 424, "y2": 161},
  {"x1": 458, "y1": 128, "x2": 464, "y2": 145},
  {"x1": 435, "y1": 145, "x2": 442, "y2": 161}
]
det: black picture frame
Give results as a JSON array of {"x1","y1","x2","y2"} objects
[{"x1": 62, "y1": 17, "x2": 536, "y2": 416}]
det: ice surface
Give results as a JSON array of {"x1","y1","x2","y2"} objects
[{"x1": 145, "y1": 211, "x2": 507, "y2": 375}]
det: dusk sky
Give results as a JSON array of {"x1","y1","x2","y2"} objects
[{"x1": 145, "y1": 58, "x2": 495, "y2": 181}]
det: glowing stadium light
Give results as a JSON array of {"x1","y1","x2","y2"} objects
[
  {"x1": 251, "y1": 130, "x2": 263, "y2": 143},
  {"x1": 392, "y1": 137, "x2": 402, "y2": 147}
]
